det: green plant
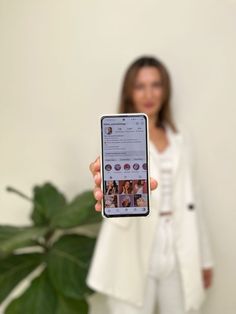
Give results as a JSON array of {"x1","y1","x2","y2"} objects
[{"x1": 0, "y1": 182, "x2": 102, "y2": 314}]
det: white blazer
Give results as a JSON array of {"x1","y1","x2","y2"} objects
[{"x1": 86, "y1": 124, "x2": 214, "y2": 312}]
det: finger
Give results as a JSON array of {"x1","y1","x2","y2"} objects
[
  {"x1": 89, "y1": 156, "x2": 100, "y2": 176},
  {"x1": 94, "y1": 172, "x2": 101, "y2": 187},
  {"x1": 95, "y1": 201, "x2": 102, "y2": 212},
  {"x1": 150, "y1": 177, "x2": 158, "y2": 191},
  {"x1": 93, "y1": 186, "x2": 103, "y2": 201}
]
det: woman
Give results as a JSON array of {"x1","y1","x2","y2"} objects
[
  {"x1": 87, "y1": 56, "x2": 214, "y2": 314},
  {"x1": 135, "y1": 195, "x2": 147, "y2": 207},
  {"x1": 134, "y1": 180, "x2": 146, "y2": 194},
  {"x1": 105, "y1": 194, "x2": 117, "y2": 208},
  {"x1": 105, "y1": 180, "x2": 118, "y2": 195},
  {"x1": 121, "y1": 180, "x2": 133, "y2": 195},
  {"x1": 121, "y1": 195, "x2": 132, "y2": 207}
]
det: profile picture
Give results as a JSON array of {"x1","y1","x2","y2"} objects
[
  {"x1": 133, "y1": 163, "x2": 140, "y2": 170},
  {"x1": 142, "y1": 163, "x2": 147, "y2": 170},
  {"x1": 105, "y1": 126, "x2": 113, "y2": 135},
  {"x1": 114, "y1": 164, "x2": 121, "y2": 171},
  {"x1": 124, "y1": 163, "x2": 130, "y2": 170},
  {"x1": 105, "y1": 164, "x2": 112, "y2": 171}
]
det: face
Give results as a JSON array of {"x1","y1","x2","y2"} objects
[
  {"x1": 132, "y1": 66, "x2": 164, "y2": 118},
  {"x1": 124, "y1": 181, "x2": 130, "y2": 188},
  {"x1": 123, "y1": 197, "x2": 130, "y2": 206},
  {"x1": 108, "y1": 180, "x2": 113, "y2": 187},
  {"x1": 137, "y1": 197, "x2": 146, "y2": 207}
]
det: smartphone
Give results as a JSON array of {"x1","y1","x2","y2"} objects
[{"x1": 100, "y1": 113, "x2": 150, "y2": 218}]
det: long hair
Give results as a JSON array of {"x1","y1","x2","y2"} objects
[{"x1": 118, "y1": 56, "x2": 177, "y2": 132}]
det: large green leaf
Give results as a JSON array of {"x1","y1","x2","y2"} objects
[
  {"x1": 31, "y1": 182, "x2": 67, "y2": 226},
  {"x1": 5, "y1": 269, "x2": 57, "y2": 314},
  {"x1": 47, "y1": 234, "x2": 95, "y2": 299},
  {"x1": 0, "y1": 253, "x2": 43, "y2": 303},
  {"x1": 0, "y1": 226, "x2": 48, "y2": 257},
  {"x1": 56, "y1": 295, "x2": 88, "y2": 314},
  {"x1": 50, "y1": 190, "x2": 102, "y2": 229},
  {"x1": 0, "y1": 225, "x2": 32, "y2": 243}
]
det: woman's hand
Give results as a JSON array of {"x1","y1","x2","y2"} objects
[
  {"x1": 202, "y1": 268, "x2": 213, "y2": 289},
  {"x1": 89, "y1": 156, "x2": 158, "y2": 211}
]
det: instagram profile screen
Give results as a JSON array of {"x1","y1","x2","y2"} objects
[{"x1": 101, "y1": 114, "x2": 150, "y2": 217}]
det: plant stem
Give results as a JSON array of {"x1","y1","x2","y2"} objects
[{"x1": 6, "y1": 186, "x2": 33, "y2": 202}]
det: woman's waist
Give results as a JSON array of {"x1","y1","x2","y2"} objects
[{"x1": 159, "y1": 209, "x2": 174, "y2": 216}]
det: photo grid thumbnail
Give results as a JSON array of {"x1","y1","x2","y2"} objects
[{"x1": 104, "y1": 179, "x2": 148, "y2": 208}]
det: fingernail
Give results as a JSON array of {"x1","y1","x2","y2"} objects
[{"x1": 94, "y1": 174, "x2": 98, "y2": 181}]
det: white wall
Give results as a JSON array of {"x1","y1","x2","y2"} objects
[{"x1": 0, "y1": 0, "x2": 236, "y2": 313}]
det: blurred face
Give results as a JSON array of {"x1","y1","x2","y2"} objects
[
  {"x1": 137, "y1": 197, "x2": 146, "y2": 207},
  {"x1": 132, "y1": 66, "x2": 164, "y2": 117},
  {"x1": 124, "y1": 181, "x2": 130, "y2": 188},
  {"x1": 108, "y1": 181, "x2": 113, "y2": 187}
]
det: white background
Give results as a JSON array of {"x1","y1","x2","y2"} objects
[{"x1": 0, "y1": 0, "x2": 236, "y2": 313}]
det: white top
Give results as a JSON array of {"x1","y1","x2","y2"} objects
[
  {"x1": 152, "y1": 141, "x2": 174, "y2": 214},
  {"x1": 148, "y1": 135, "x2": 176, "y2": 279}
]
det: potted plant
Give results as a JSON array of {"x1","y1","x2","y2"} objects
[{"x1": 0, "y1": 182, "x2": 102, "y2": 314}]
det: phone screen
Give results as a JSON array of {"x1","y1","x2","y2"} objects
[{"x1": 101, "y1": 114, "x2": 150, "y2": 217}]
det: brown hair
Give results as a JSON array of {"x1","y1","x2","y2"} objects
[{"x1": 118, "y1": 56, "x2": 177, "y2": 132}]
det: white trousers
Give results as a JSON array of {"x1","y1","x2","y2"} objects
[
  {"x1": 105, "y1": 264, "x2": 201, "y2": 314},
  {"x1": 89, "y1": 216, "x2": 202, "y2": 314}
]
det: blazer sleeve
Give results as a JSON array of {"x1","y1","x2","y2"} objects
[
  {"x1": 194, "y1": 183, "x2": 215, "y2": 269},
  {"x1": 183, "y1": 128, "x2": 215, "y2": 269}
]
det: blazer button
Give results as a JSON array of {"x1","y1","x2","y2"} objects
[{"x1": 188, "y1": 203, "x2": 195, "y2": 210}]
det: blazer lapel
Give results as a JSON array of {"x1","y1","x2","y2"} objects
[{"x1": 166, "y1": 124, "x2": 182, "y2": 185}]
